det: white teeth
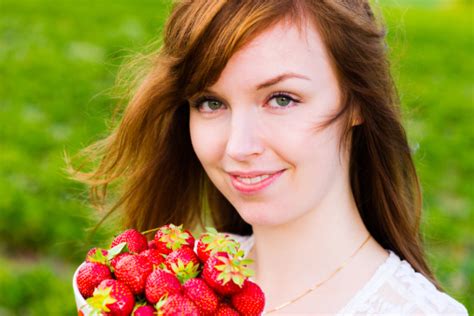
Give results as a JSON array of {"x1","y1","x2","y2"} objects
[{"x1": 236, "y1": 174, "x2": 270, "y2": 184}]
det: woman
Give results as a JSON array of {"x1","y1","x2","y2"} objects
[{"x1": 75, "y1": 0, "x2": 467, "y2": 314}]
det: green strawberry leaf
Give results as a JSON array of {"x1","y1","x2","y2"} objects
[
  {"x1": 171, "y1": 260, "x2": 200, "y2": 284},
  {"x1": 202, "y1": 235, "x2": 214, "y2": 244},
  {"x1": 243, "y1": 267, "x2": 254, "y2": 277},
  {"x1": 86, "y1": 286, "x2": 116, "y2": 312},
  {"x1": 159, "y1": 262, "x2": 167, "y2": 270},
  {"x1": 107, "y1": 242, "x2": 129, "y2": 261},
  {"x1": 216, "y1": 272, "x2": 225, "y2": 281},
  {"x1": 179, "y1": 232, "x2": 189, "y2": 239},
  {"x1": 87, "y1": 248, "x2": 108, "y2": 264},
  {"x1": 224, "y1": 241, "x2": 240, "y2": 255},
  {"x1": 205, "y1": 227, "x2": 218, "y2": 235},
  {"x1": 232, "y1": 274, "x2": 245, "y2": 287},
  {"x1": 156, "y1": 293, "x2": 169, "y2": 311},
  {"x1": 241, "y1": 258, "x2": 254, "y2": 265},
  {"x1": 215, "y1": 264, "x2": 226, "y2": 272}
]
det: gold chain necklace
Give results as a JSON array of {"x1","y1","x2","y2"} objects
[{"x1": 261, "y1": 235, "x2": 371, "y2": 315}]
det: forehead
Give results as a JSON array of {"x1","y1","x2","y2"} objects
[{"x1": 209, "y1": 19, "x2": 333, "y2": 91}]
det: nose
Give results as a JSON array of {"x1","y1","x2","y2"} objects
[{"x1": 225, "y1": 110, "x2": 265, "y2": 161}]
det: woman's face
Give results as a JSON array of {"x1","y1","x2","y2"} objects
[{"x1": 189, "y1": 19, "x2": 349, "y2": 227}]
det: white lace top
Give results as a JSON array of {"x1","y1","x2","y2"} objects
[{"x1": 228, "y1": 233, "x2": 468, "y2": 315}]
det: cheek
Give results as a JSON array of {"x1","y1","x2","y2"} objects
[
  {"x1": 189, "y1": 115, "x2": 227, "y2": 167},
  {"x1": 298, "y1": 126, "x2": 348, "y2": 196},
  {"x1": 270, "y1": 120, "x2": 346, "y2": 194},
  {"x1": 262, "y1": 113, "x2": 340, "y2": 163}
]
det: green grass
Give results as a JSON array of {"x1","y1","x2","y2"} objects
[
  {"x1": 383, "y1": 4, "x2": 473, "y2": 307},
  {"x1": 1, "y1": 0, "x2": 472, "y2": 313}
]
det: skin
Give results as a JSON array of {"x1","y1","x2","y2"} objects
[{"x1": 189, "y1": 18, "x2": 388, "y2": 313}]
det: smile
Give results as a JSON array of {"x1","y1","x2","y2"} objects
[
  {"x1": 229, "y1": 170, "x2": 285, "y2": 194},
  {"x1": 236, "y1": 174, "x2": 270, "y2": 184}
]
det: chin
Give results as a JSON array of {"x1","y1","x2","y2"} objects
[{"x1": 237, "y1": 207, "x2": 295, "y2": 227}]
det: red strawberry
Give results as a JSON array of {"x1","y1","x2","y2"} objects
[
  {"x1": 216, "y1": 303, "x2": 240, "y2": 316},
  {"x1": 154, "y1": 224, "x2": 195, "y2": 255},
  {"x1": 148, "y1": 239, "x2": 157, "y2": 249},
  {"x1": 115, "y1": 254, "x2": 153, "y2": 295},
  {"x1": 111, "y1": 229, "x2": 148, "y2": 253},
  {"x1": 132, "y1": 304, "x2": 156, "y2": 316},
  {"x1": 86, "y1": 279, "x2": 135, "y2": 316},
  {"x1": 140, "y1": 249, "x2": 166, "y2": 269},
  {"x1": 202, "y1": 251, "x2": 253, "y2": 296},
  {"x1": 197, "y1": 227, "x2": 240, "y2": 263},
  {"x1": 165, "y1": 246, "x2": 201, "y2": 283},
  {"x1": 166, "y1": 246, "x2": 200, "y2": 268},
  {"x1": 231, "y1": 280, "x2": 265, "y2": 315},
  {"x1": 85, "y1": 247, "x2": 108, "y2": 264},
  {"x1": 156, "y1": 293, "x2": 199, "y2": 316},
  {"x1": 145, "y1": 269, "x2": 182, "y2": 304},
  {"x1": 182, "y1": 278, "x2": 219, "y2": 315},
  {"x1": 76, "y1": 262, "x2": 111, "y2": 298},
  {"x1": 110, "y1": 252, "x2": 132, "y2": 272}
]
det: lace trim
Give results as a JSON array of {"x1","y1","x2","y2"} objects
[
  {"x1": 336, "y1": 251, "x2": 398, "y2": 315},
  {"x1": 226, "y1": 233, "x2": 467, "y2": 315}
]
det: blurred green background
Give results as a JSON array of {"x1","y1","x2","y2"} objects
[{"x1": 0, "y1": 0, "x2": 472, "y2": 314}]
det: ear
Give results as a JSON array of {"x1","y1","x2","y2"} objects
[{"x1": 351, "y1": 105, "x2": 364, "y2": 127}]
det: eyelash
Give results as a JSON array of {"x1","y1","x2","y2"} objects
[{"x1": 190, "y1": 91, "x2": 301, "y2": 113}]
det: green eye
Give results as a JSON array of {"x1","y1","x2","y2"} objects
[
  {"x1": 193, "y1": 98, "x2": 223, "y2": 112},
  {"x1": 268, "y1": 93, "x2": 299, "y2": 109},
  {"x1": 207, "y1": 100, "x2": 222, "y2": 110},
  {"x1": 275, "y1": 96, "x2": 291, "y2": 107}
]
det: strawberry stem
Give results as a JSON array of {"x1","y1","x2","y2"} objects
[{"x1": 141, "y1": 227, "x2": 161, "y2": 235}]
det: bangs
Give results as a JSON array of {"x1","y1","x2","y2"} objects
[{"x1": 165, "y1": 0, "x2": 307, "y2": 100}]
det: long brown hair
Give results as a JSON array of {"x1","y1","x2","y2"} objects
[{"x1": 71, "y1": 0, "x2": 438, "y2": 287}]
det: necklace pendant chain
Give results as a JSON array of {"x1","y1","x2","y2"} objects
[{"x1": 262, "y1": 235, "x2": 371, "y2": 315}]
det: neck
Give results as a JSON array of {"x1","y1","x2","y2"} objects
[{"x1": 247, "y1": 183, "x2": 370, "y2": 308}]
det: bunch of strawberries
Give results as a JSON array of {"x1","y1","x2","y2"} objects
[{"x1": 76, "y1": 224, "x2": 265, "y2": 315}]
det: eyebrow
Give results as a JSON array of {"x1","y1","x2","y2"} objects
[
  {"x1": 256, "y1": 72, "x2": 311, "y2": 90},
  {"x1": 195, "y1": 72, "x2": 311, "y2": 99}
]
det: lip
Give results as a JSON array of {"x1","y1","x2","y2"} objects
[
  {"x1": 228, "y1": 170, "x2": 283, "y2": 177},
  {"x1": 229, "y1": 169, "x2": 285, "y2": 194}
]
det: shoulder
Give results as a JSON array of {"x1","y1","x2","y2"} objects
[
  {"x1": 339, "y1": 251, "x2": 468, "y2": 315},
  {"x1": 387, "y1": 254, "x2": 467, "y2": 315}
]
